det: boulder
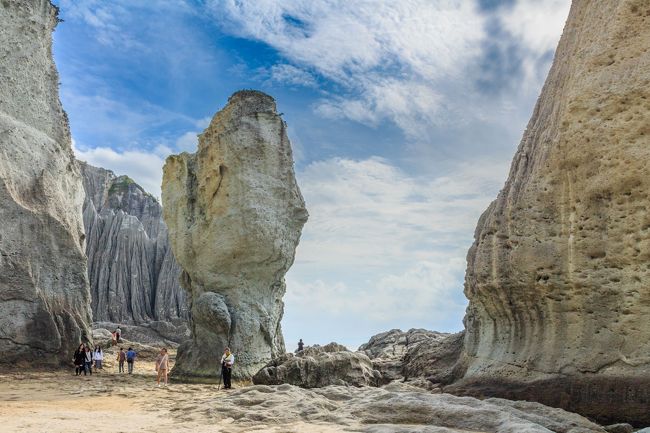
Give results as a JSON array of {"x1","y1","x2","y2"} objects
[
  {"x1": 0, "y1": 0, "x2": 92, "y2": 365},
  {"x1": 253, "y1": 343, "x2": 381, "y2": 388},
  {"x1": 359, "y1": 328, "x2": 452, "y2": 383},
  {"x1": 603, "y1": 424, "x2": 634, "y2": 433},
  {"x1": 403, "y1": 331, "x2": 465, "y2": 385},
  {"x1": 162, "y1": 90, "x2": 308, "y2": 379},
  {"x1": 457, "y1": 0, "x2": 650, "y2": 425}
]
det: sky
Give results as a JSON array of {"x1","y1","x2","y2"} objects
[{"x1": 51, "y1": 0, "x2": 572, "y2": 349}]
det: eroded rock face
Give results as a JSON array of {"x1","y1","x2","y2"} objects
[
  {"x1": 359, "y1": 328, "x2": 454, "y2": 383},
  {"x1": 0, "y1": 0, "x2": 92, "y2": 364},
  {"x1": 162, "y1": 90, "x2": 308, "y2": 379},
  {"x1": 253, "y1": 343, "x2": 381, "y2": 388},
  {"x1": 168, "y1": 383, "x2": 607, "y2": 433},
  {"x1": 459, "y1": 0, "x2": 650, "y2": 424},
  {"x1": 80, "y1": 162, "x2": 189, "y2": 343}
]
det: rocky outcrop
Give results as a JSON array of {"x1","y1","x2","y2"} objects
[
  {"x1": 359, "y1": 328, "x2": 453, "y2": 383},
  {"x1": 253, "y1": 343, "x2": 381, "y2": 388},
  {"x1": 80, "y1": 162, "x2": 189, "y2": 343},
  {"x1": 402, "y1": 331, "x2": 465, "y2": 386},
  {"x1": 458, "y1": 0, "x2": 650, "y2": 424},
  {"x1": 169, "y1": 383, "x2": 608, "y2": 433},
  {"x1": 162, "y1": 90, "x2": 308, "y2": 379},
  {"x1": 0, "y1": 0, "x2": 92, "y2": 364}
]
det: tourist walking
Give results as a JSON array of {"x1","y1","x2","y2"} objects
[
  {"x1": 115, "y1": 326, "x2": 122, "y2": 343},
  {"x1": 94, "y1": 346, "x2": 103, "y2": 370},
  {"x1": 84, "y1": 346, "x2": 93, "y2": 375},
  {"x1": 73, "y1": 343, "x2": 85, "y2": 376},
  {"x1": 126, "y1": 347, "x2": 137, "y2": 374},
  {"x1": 155, "y1": 348, "x2": 170, "y2": 387},
  {"x1": 117, "y1": 348, "x2": 126, "y2": 373},
  {"x1": 220, "y1": 347, "x2": 235, "y2": 390}
]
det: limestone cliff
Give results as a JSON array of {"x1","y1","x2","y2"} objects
[
  {"x1": 80, "y1": 162, "x2": 189, "y2": 342},
  {"x1": 162, "y1": 90, "x2": 308, "y2": 379},
  {"x1": 458, "y1": 0, "x2": 650, "y2": 424},
  {"x1": 0, "y1": 0, "x2": 92, "y2": 364}
]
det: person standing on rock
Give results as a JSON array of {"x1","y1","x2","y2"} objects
[
  {"x1": 84, "y1": 346, "x2": 93, "y2": 375},
  {"x1": 73, "y1": 343, "x2": 86, "y2": 376},
  {"x1": 115, "y1": 326, "x2": 122, "y2": 343},
  {"x1": 94, "y1": 346, "x2": 103, "y2": 370},
  {"x1": 155, "y1": 348, "x2": 170, "y2": 387},
  {"x1": 297, "y1": 339, "x2": 304, "y2": 352},
  {"x1": 117, "y1": 348, "x2": 126, "y2": 373},
  {"x1": 220, "y1": 347, "x2": 235, "y2": 390},
  {"x1": 126, "y1": 347, "x2": 137, "y2": 374}
]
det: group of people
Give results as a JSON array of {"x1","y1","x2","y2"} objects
[
  {"x1": 73, "y1": 344, "x2": 137, "y2": 376},
  {"x1": 73, "y1": 344, "x2": 104, "y2": 376},
  {"x1": 70, "y1": 341, "x2": 295, "y2": 391}
]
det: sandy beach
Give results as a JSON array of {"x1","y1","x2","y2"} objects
[{"x1": 0, "y1": 368, "x2": 342, "y2": 433}]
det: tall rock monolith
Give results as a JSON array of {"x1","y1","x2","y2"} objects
[
  {"x1": 162, "y1": 90, "x2": 308, "y2": 379},
  {"x1": 0, "y1": 0, "x2": 92, "y2": 364},
  {"x1": 456, "y1": 0, "x2": 650, "y2": 424}
]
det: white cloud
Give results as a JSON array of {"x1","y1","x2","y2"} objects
[
  {"x1": 293, "y1": 156, "x2": 507, "y2": 268},
  {"x1": 73, "y1": 141, "x2": 167, "y2": 198},
  {"x1": 267, "y1": 64, "x2": 318, "y2": 88},
  {"x1": 285, "y1": 156, "x2": 508, "y2": 336},
  {"x1": 499, "y1": 0, "x2": 571, "y2": 56},
  {"x1": 207, "y1": 0, "x2": 571, "y2": 146},
  {"x1": 207, "y1": 0, "x2": 485, "y2": 135},
  {"x1": 175, "y1": 131, "x2": 199, "y2": 152},
  {"x1": 496, "y1": 0, "x2": 571, "y2": 90}
]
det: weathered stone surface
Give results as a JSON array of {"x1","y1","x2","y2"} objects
[
  {"x1": 253, "y1": 343, "x2": 381, "y2": 388},
  {"x1": 166, "y1": 383, "x2": 607, "y2": 433},
  {"x1": 603, "y1": 424, "x2": 634, "y2": 433},
  {"x1": 0, "y1": 0, "x2": 92, "y2": 364},
  {"x1": 403, "y1": 331, "x2": 465, "y2": 386},
  {"x1": 359, "y1": 328, "x2": 453, "y2": 383},
  {"x1": 79, "y1": 162, "x2": 188, "y2": 344},
  {"x1": 458, "y1": 0, "x2": 650, "y2": 424},
  {"x1": 162, "y1": 90, "x2": 308, "y2": 379}
]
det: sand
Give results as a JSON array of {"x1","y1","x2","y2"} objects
[{"x1": 0, "y1": 347, "x2": 608, "y2": 433}]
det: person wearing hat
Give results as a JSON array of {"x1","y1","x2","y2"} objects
[{"x1": 220, "y1": 347, "x2": 235, "y2": 389}]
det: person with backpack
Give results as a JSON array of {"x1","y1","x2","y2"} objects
[
  {"x1": 116, "y1": 348, "x2": 126, "y2": 373},
  {"x1": 220, "y1": 347, "x2": 235, "y2": 390},
  {"x1": 126, "y1": 347, "x2": 137, "y2": 374},
  {"x1": 94, "y1": 346, "x2": 104, "y2": 370},
  {"x1": 73, "y1": 343, "x2": 86, "y2": 376}
]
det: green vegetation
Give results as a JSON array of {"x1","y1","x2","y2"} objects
[{"x1": 108, "y1": 176, "x2": 136, "y2": 196}]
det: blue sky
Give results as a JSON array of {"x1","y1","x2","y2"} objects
[{"x1": 52, "y1": 0, "x2": 571, "y2": 349}]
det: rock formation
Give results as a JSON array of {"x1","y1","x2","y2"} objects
[
  {"x1": 359, "y1": 328, "x2": 456, "y2": 384},
  {"x1": 253, "y1": 343, "x2": 381, "y2": 388},
  {"x1": 162, "y1": 90, "x2": 308, "y2": 379},
  {"x1": 0, "y1": 0, "x2": 92, "y2": 364},
  {"x1": 80, "y1": 162, "x2": 189, "y2": 344},
  {"x1": 166, "y1": 382, "x2": 608, "y2": 433},
  {"x1": 457, "y1": 0, "x2": 650, "y2": 424}
]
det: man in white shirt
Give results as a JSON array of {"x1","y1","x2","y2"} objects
[{"x1": 220, "y1": 347, "x2": 235, "y2": 389}]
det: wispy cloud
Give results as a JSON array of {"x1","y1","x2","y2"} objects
[
  {"x1": 205, "y1": 0, "x2": 571, "y2": 152},
  {"x1": 283, "y1": 156, "x2": 509, "y2": 345},
  {"x1": 207, "y1": 0, "x2": 486, "y2": 137}
]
